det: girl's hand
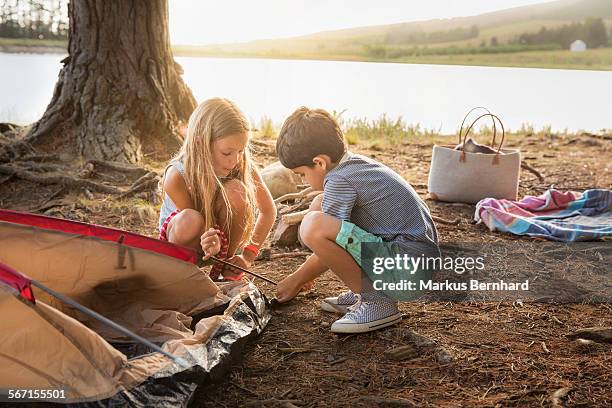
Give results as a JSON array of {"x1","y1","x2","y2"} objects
[
  {"x1": 224, "y1": 254, "x2": 250, "y2": 279},
  {"x1": 200, "y1": 228, "x2": 221, "y2": 260}
]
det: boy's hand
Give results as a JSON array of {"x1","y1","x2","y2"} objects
[
  {"x1": 276, "y1": 273, "x2": 315, "y2": 303},
  {"x1": 200, "y1": 228, "x2": 221, "y2": 260},
  {"x1": 301, "y1": 279, "x2": 316, "y2": 291}
]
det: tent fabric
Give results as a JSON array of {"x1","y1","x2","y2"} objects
[
  {"x1": 0, "y1": 218, "x2": 222, "y2": 340},
  {"x1": 0, "y1": 209, "x2": 198, "y2": 263},
  {"x1": 0, "y1": 286, "x2": 151, "y2": 401},
  {"x1": 0, "y1": 212, "x2": 271, "y2": 406},
  {"x1": 0, "y1": 261, "x2": 34, "y2": 303},
  {"x1": 0, "y1": 278, "x2": 270, "y2": 405}
]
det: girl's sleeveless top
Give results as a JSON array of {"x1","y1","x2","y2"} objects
[{"x1": 158, "y1": 161, "x2": 186, "y2": 231}]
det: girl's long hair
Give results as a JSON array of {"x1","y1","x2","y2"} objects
[{"x1": 167, "y1": 97, "x2": 256, "y2": 247}]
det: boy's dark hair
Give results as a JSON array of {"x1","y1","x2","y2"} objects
[{"x1": 276, "y1": 107, "x2": 346, "y2": 169}]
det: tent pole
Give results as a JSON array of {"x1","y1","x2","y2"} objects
[{"x1": 30, "y1": 280, "x2": 188, "y2": 368}]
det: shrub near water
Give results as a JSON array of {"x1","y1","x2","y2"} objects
[
  {"x1": 341, "y1": 115, "x2": 432, "y2": 147},
  {"x1": 250, "y1": 113, "x2": 578, "y2": 149}
]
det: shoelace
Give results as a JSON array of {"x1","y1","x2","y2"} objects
[{"x1": 347, "y1": 293, "x2": 363, "y2": 315}]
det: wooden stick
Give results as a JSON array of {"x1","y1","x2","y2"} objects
[
  {"x1": 270, "y1": 251, "x2": 311, "y2": 260},
  {"x1": 432, "y1": 216, "x2": 461, "y2": 226},
  {"x1": 303, "y1": 190, "x2": 322, "y2": 200},
  {"x1": 209, "y1": 256, "x2": 278, "y2": 286},
  {"x1": 274, "y1": 187, "x2": 315, "y2": 204},
  {"x1": 282, "y1": 209, "x2": 309, "y2": 225},
  {"x1": 274, "y1": 191, "x2": 304, "y2": 204},
  {"x1": 566, "y1": 327, "x2": 612, "y2": 344},
  {"x1": 521, "y1": 162, "x2": 544, "y2": 182}
]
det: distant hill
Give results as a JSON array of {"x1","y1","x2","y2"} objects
[
  {"x1": 301, "y1": 0, "x2": 612, "y2": 40},
  {"x1": 189, "y1": 0, "x2": 612, "y2": 55}
]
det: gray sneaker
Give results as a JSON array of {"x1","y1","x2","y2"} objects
[
  {"x1": 330, "y1": 293, "x2": 402, "y2": 334},
  {"x1": 321, "y1": 291, "x2": 359, "y2": 314}
]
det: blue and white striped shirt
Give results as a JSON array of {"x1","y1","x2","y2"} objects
[{"x1": 322, "y1": 152, "x2": 438, "y2": 250}]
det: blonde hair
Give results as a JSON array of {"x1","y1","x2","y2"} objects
[{"x1": 167, "y1": 97, "x2": 256, "y2": 248}]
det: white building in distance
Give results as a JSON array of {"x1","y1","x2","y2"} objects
[{"x1": 570, "y1": 40, "x2": 587, "y2": 52}]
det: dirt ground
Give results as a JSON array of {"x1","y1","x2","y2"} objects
[{"x1": 0, "y1": 130, "x2": 610, "y2": 407}]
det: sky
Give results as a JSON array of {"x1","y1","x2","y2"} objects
[{"x1": 169, "y1": 0, "x2": 558, "y2": 45}]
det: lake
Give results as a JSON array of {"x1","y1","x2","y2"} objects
[{"x1": 1, "y1": 52, "x2": 610, "y2": 134}]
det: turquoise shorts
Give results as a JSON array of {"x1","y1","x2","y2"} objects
[{"x1": 335, "y1": 220, "x2": 436, "y2": 301}]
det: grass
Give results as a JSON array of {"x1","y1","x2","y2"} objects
[
  {"x1": 0, "y1": 37, "x2": 67, "y2": 49},
  {"x1": 340, "y1": 114, "x2": 437, "y2": 148},
  {"x1": 173, "y1": 45, "x2": 612, "y2": 71},
  {"x1": 3, "y1": 36, "x2": 610, "y2": 71},
  {"x1": 393, "y1": 47, "x2": 612, "y2": 70},
  {"x1": 249, "y1": 114, "x2": 595, "y2": 149},
  {"x1": 253, "y1": 116, "x2": 277, "y2": 139}
]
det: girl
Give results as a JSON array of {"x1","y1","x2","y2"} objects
[{"x1": 158, "y1": 98, "x2": 276, "y2": 279}]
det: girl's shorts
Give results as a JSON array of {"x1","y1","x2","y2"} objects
[{"x1": 158, "y1": 210, "x2": 180, "y2": 241}]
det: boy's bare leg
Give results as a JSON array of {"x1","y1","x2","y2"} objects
[
  {"x1": 309, "y1": 193, "x2": 323, "y2": 211},
  {"x1": 299, "y1": 211, "x2": 363, "y2": 293},
  {"x1": 300, "y1": 193, "x2": 325, "y2": 289},
  {"x1": 276, "y1": 210, "x2": 362, "y2": 302}
]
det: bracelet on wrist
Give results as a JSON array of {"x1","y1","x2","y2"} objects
[{"x1": 243, "y1": 243, "x2": 260, "y2": 258}]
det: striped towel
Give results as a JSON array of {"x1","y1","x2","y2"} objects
[{"x1": 475, "y1": 189, "x2": 612, "y2": 242}]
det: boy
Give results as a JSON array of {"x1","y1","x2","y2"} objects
[{"x1": 275, "y1": 107, "x2": 439, "y2": 333}]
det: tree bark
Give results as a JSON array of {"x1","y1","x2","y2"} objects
[{"x1": 27, "y1": 0, "x2": 196, "y2": 163}]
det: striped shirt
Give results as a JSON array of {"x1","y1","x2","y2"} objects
[{"x1": 322, "y1": 151, "x2": 438, "y2": 251}]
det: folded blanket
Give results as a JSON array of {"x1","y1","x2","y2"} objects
[{"x1": 475, "y1": 189, "x2": 612, "y2": 242}]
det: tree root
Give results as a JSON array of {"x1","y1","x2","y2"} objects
[
  {"x1": 30, "y1": 187, "x2": 70, "y2": 212},
  {"x1": 87, "y1": 160, "x2": 150, "y2": 177},
  {"x1": 0, "y1": 140, "x2": 37, "y2": 164},
  {"x1": 0, "y1": 158, "x2": 161, "y2": 201},
  {"x1": 13, "y1": 161, "x2": 66, "y2": 173},
  {"x1": 118, "y1": 172, "x2": 160, "y2": 199},
  {"x1": 0, "y1": 174, "x2": 15, "y2": 185},
  {"x1": 0, "y1": 164, "x2": 122, "y2": 194},
  {"x1": 16, "y1": 153, "x2": 58, "y2": 162}
]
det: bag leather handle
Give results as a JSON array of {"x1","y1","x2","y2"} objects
[
  {"x1": 458, "y1": 106, "x2": 497, "y2": 148},
  {"x1": 460, "y1": 113, "x2": 505, "y2": 165}
]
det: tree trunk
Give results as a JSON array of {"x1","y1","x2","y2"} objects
[{"x1": 28, "y1": 0, "x2": 196, "y2": 163}]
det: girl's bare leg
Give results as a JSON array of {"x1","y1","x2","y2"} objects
[{"x1": 166, "y1": 209, "x2": 206, "y2": 249}]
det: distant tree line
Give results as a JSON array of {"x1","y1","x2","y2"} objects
[
  {"x1": 386, "y1": 25, "x2": 479, "y2": 45},
  {"x1": 362, "y1": 42, "x2": 560, "y2": 60},
  {"x1": 0, "y1": 0, "x2": 67, "y2": 40},
  {"x1": 513, "y1": 18, "x2": 609, "y2": 48}
]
